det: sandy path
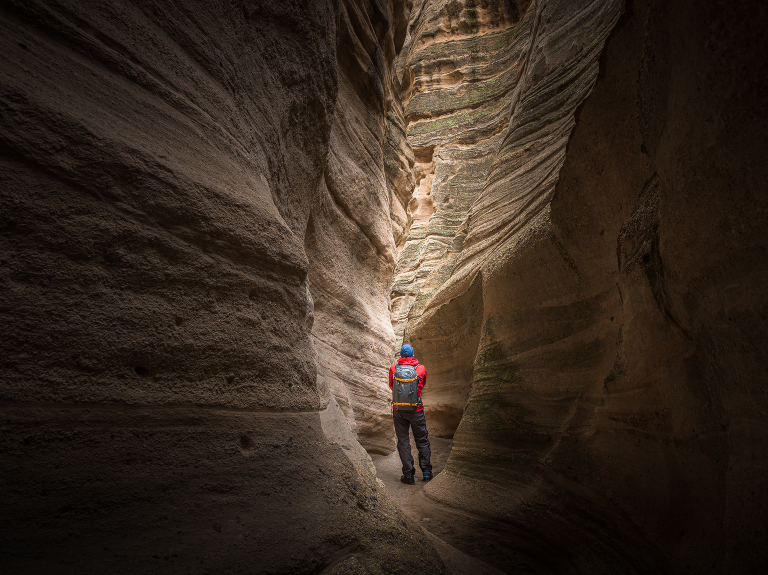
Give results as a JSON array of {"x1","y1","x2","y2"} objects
[{"x1": 373, "y1": 435, "x2": 506, "y2": 575}]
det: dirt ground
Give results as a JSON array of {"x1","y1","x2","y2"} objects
[{"x1": 373, "y1": 435, "x2": 506, "y2": 575}]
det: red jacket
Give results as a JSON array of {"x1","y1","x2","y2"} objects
[{"x1": 389, "y1": 357, "x2": 427, "y2": 412}]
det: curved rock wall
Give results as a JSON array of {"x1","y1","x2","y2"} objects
[
  {"x1": 390, "y1": 0, "x2": 533, "y2": 436},
  {"x1": 0, "y1": 0, "x2": 445, "y2": 572},
  {"x1": 396, "y1": 0, "x2": 768, "y2": 572},
  {"x1": 307, "y1": 0, "x2": 413, "y2": 455},
  {"x1": 394, "y1": 0, "x2": 623, "y2": 438}
]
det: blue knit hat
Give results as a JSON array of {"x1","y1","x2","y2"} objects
[{"x1": 400, "y1": 344, "x2": 414, "y2": 357}]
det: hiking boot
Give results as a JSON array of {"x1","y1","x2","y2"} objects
[
  {"x1": 400, "y1": 474, "x2": 415, "y2": 485},
  {"x1": 422, "y1": 471, "x2": 433, "y2": 482}
]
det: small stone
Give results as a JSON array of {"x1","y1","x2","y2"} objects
[
  {"x1": 76, "y1": 357, "x2": 93, "y2": 370},
  {"x1": 285, "y1": 437, "x2": 293, "y2": 447},
  {"x1": 226, "y1": 374, "x2": 235, "y2": 383}
]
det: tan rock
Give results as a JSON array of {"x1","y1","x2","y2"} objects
[
  {"x1": 307, "y1": 0, "x2": 421, "y2": 455},
  {"x1": 391, "y1": 0, "x2": 534, "y2": 388},
  {"x1": 395, "y1": 0, "x2": 768, "y2": 572},
  {"x1": 0, "y1": 0, "x2": 445, "y2": 572}
]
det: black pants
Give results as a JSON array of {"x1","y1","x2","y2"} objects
[{"x1": 393, "y1": 409, "x2": 432, "y2": 476}]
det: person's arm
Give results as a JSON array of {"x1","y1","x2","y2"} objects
[
  {"x1": 417, "y1": 364, "x2": 426, "y2": 393},
  {"x1": 388, "y1": 365, "x2": 394, "y2": 390}
]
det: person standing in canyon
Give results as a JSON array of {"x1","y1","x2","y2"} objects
[{"x1": 389, "y1": 344, "x2": 433, "y2": 484}]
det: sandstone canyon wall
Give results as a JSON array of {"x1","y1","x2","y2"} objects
[
  {"x1": 390, "y1": 0, "x2": 534, "y2": 437},
  {"x1": 394, "y1": 0, "x2": 768, "y2": 573},
  {"x1": 2, "y1": 0, "x2": 767, "y2": 573},
  {"x1": 306, "y1": 0, "x2": 411, "y2": 455},
  {"x1": 0, "y1": 0, "x2": 447, "y2": 573}
]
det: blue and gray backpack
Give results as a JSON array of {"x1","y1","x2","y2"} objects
[{"x1": 392, "y1": 364, "x2": 422, "y2": 411}]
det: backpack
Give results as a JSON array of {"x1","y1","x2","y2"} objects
[{"x1": 392, "y1": 363, "x2": 422, "y2": 411}]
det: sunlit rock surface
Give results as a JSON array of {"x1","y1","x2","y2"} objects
[
  {"x1": 395, "y1": 0, "x2": 768, "y2": 572},
  {"x1": 0, "y1": 0, "x2": 445, "y2": 572},
  {"x1": 307, "y1": 0, "x2": 413, "y2": 455},
  {"x1": 390, "y1": 0, "x2": 533, "y2": 437}
]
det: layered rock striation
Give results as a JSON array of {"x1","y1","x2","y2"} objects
[
  {"x1": 394, "y1": 0, "x2": 768, "y2": 572},
  {"x1": 0, "y1": 0, "x2": 443, "y2": 572},
  {"x1": 390, "y1": 0, "x2": 534, "y2": 436},
  {"x1": 393, "y1": 0, "x2": 624, "y2": 439},
  {"x1": 307, "y1": 0, "x2": 414, "y2": 455},
  {"x1": 2, "y1": 0, "x2": 766, "y2": 572}
]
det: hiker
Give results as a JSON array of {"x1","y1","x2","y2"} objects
[{"x1": 389, "y1": 344, "x2": 433, "y2": 484}]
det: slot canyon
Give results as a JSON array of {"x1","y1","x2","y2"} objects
[{"x1": 1, "y1": 0, "x2": 766, "y2": 573}]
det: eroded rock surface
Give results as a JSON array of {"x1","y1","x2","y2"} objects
[
  {"x1": 390, "y1": 0, "x2": 534, "y2": 437},
  {"x1": 394, "y1": 0, "x2": 768, "y2": 573},
  {"x1": 306, "y1": 0, "x2": 413, "y2": 455},
  {"x1": 0, "y1": 0, "x2": 444, "y2": 572},
  {"x1": 3, "y1": 0, "x2": 767, "y2": 572}
]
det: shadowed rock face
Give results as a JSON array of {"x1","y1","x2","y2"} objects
[
  {"x1": 0, "y1": 0, "x2": 447, "y2": 572},
  {"x1": 395, "y1": 0, "x2": 768, "y2": 572}
]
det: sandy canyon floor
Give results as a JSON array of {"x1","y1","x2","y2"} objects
[{"x1": 374, "y1": 436, "x2": 525, "y2": 575}]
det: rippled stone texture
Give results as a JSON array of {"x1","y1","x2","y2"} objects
[
  {"x1": 0, "y1": 0, "x2": 445, "y2": 572},
  {"x1": 307, "y1": 0, "x2": 413, "y2": 455},
  {"x1": 390, "y1": 0, "x2": 533, "y2": 437},
  {"x1": 397, "y1": 0, "x2": 768, "y2": 572}
]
